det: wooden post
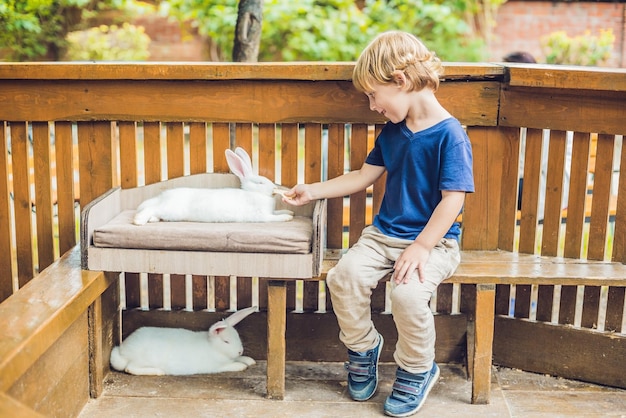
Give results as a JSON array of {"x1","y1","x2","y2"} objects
[
  {"x1": 88, "y1": 271, "x2": 120, "y2": 399},
  {"x1": 88, "y1": 296, "x2": 104, "y2": 398},
  {"x1": 470, "y1": 283, "x2": 496, "y2": 404},
  {"x1": 266, "y1": 280, "x2": 286, "y2": 399}
]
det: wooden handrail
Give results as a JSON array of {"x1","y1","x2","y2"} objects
[
  {"x1": 0, "y1": 247, "x2": 111, "y2": 392},
  {"x1": 0, "y1": 62, "x2": 504, "y2": 81}
]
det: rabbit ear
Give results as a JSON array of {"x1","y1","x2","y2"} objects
[
  {"x1": 209, "y1": 320, "x2": 229, "y2": 336},
  {"x1": 234, "y1": 147, "x2": 253, "y2": 171},
  {"x1": 225, "y1": 306, "x2": 257, "y2": 327},
  {"x1": 225, "y1": 149, "x2": 252, "y2": 180}
]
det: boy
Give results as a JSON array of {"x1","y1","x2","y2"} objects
[{"x1": 283, "y1": 31, "x2": 474, "y2": 416}]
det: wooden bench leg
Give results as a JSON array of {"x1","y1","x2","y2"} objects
[
  {"x1": 469, "y1": 283, "x2": 495, "y2": 404},
  {"x1": 266, "y1": 280, "x2": 286, "y2": 399}
]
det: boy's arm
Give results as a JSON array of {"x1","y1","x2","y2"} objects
[
  {"x1": 392, "y1": 190, "x2": 466, "y2": 284},
  {"x1": 283, "y1": 163, "x2": 385, "y2": 206}
]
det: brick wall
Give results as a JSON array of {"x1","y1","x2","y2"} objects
[
  {"x1": 133, "y1": 15, "x2": 207, "y2": 61},
  {"x1": 490, "y1": 0, "x2": 625, "y2": 67}
]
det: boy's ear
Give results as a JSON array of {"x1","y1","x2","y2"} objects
[{"x1": 391, "y1": 70, "x2": 408, "y2": 89}]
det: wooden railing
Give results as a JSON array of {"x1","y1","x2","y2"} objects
[{"x1": 0, "y1": 63, "x2": 625, "y2": 394}]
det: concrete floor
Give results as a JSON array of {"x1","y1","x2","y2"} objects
[{"x1": 80, "y1": 362, "x2": 626, "y2": 418}]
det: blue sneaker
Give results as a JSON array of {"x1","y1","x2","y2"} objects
[
  {"x1": 384, "y1": 362, "x2": 440, "y2": 417},
  {"x1": 344, "y1": 334, "x2": 384, "y2": 401}
]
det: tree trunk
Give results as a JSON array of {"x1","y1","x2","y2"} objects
[{"x1": 232, "y1": 0, "x2": 264, "y2": 62}]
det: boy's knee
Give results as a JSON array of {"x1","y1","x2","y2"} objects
[
  {"x1": 326, "y1": 265, "x2": 352, "y2": 293},
  {"x1": 391, "y1": 281, "x2": 432, "y2": 309},
  {"x1": 325, "y1": 268, "x2": 340, "y2": 291}
]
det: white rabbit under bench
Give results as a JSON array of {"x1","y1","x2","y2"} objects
[
  {"x1": 110, "y1": 306, "x2": 258, "y2": 376},
  {"x1": 81, "y1": 149, "x2": 325, "y2": 399}
]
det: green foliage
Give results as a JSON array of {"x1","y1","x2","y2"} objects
[
  {"x1": 261, "y1": 0, "x2": 369, "y2": 61},
  {"x1": 2, "y1": 0, "x2": 499, "y2": 62},
  {"x1": 541, "y1": 29, "x2": 615, "y2": 66},
  {"x1": 66, "y1": 23, "x2": 151, "y2": 61},
  {"x1": 1, "y1": 0, "x2": 75, "y2": 60},
  {"x1": 164, "y1": 0, "x2": 488, "y2": 62},
  {"x1": 0, "y1": 0, "x2": 129, "y2": 61},
  {"x1": 365, "y1": 0, "x2": 487, "y2": 62}
]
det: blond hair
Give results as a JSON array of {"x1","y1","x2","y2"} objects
[{"x1": 352, "y1": 31, "x2": 443, "y2": 93}]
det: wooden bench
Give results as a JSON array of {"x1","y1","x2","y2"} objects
[
  {"x1": 321, "y1": 250, "x2": 626, "y2": 403},
  {"x1": 80, "y1": 173, "x2": 325, "y2": 280}
]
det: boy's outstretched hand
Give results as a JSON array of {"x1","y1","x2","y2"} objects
[{"x1": 281, "y1": 184, "x2": 313, "y2": 206}]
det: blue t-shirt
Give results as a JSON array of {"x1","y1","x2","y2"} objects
[{"x1": 365, "y1": 117, "x2": 474, "y2": 241}]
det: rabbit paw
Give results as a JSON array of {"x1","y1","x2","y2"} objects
[
  {"x1": 124, "y1": 364, "x2": 166, "y2": 376},
  {"x1": 219, "y1": 362, "x2": 250, "y2": 373},
  {"x1": 271, "y1": 212, "x2": 294, "y2": 222},
  {"x1": 275, "y1": 209, "x2": 294, "y2": 216},
  {"x1": 133, "y1": 211, "x2": 150, "y2": 226},
  {"x1": 237, "y1": 356, "x2": 256, "y2": 366},
  {"x1": 133, "y1": 211, "x2": 160, "y2": 225}
]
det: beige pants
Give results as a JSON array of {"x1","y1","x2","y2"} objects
[{"x1": 326, "y1": 225, "x2": 460, "y2": 374}]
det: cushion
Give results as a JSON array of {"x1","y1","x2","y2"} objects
[{"x1": 93, "y1": 210, "x2": 313, "y2": 254}]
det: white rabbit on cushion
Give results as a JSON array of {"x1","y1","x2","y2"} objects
[
  {"x1": 133, "y1": 147, "x2": 294, "y2": 225},
  {"x1": 110, "y1": 306, "x2": 257, "y2": 375}
]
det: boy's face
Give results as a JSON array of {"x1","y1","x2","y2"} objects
[{"x1": 365, "y1": 81, "x2": 409, "y2": 124}]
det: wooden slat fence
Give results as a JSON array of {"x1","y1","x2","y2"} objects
[{"x1": 494, "y1": 127, "x2": 624, "y2": 332}]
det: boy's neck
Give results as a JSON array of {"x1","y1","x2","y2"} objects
[{"x1": 404, "y1": 90, "x2": 451, "y2": 134}]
